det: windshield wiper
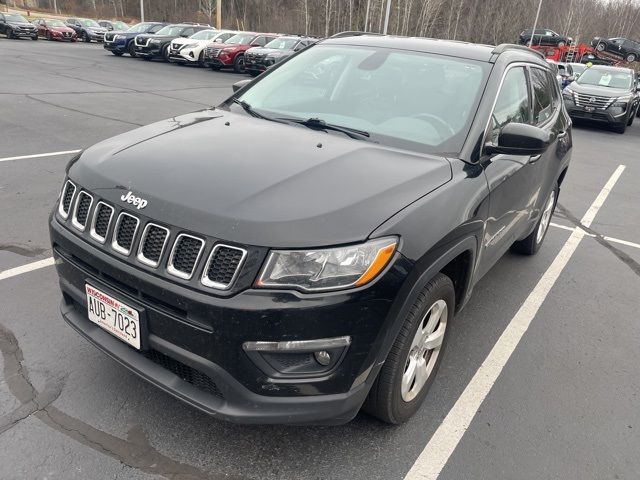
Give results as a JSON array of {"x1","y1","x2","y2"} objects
[
  {"x1": 232, "y1": 98, "x2": 283, "y2": 123},
  {"x1": 281, "y1": 117, "x2": 371, "y2": 141}
]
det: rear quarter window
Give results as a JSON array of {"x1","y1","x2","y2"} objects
[{"x1": 530, "y1": 67, "x2": 554, "y2": 125}]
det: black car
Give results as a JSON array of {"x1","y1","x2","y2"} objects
[
  {"x1": 591, "y1": 37, "x2": 640, "y2": 63},
  {"x1": 133, "y1": 23, "x2": 211, "y2": 61},
  {"x1": 66, "y1": 17, "x2": 107, "y2": 42},
  {"x1": 50, "y1": 37, "x2": 571, "y2": 425},
  {"x1": 103, "y1": 21, "x2": 167, "y2": 57},
  {"x1": 0, "y1": 13, "x2": 38, "y2": 40},
  {"x1": 518, "y1": 28, "x2": 571, "y2": 47},
  {"x1": 563, "y1": 65, "x2": 639, "y2": 133},
  {"x1": 245, "y1": 36, "x2": 317, "y2": 75}
]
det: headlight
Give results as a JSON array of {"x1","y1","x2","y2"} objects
[
  {"x1": 150, "y1": 39, "x2": 161, "y2": 44},
  {"x1": 611, "y1": 95, "x2": 632, "y2": 108},
  {"x1": 114, "y1": 34, "x2": 125, "y2": 40},
  {"x1": 256, "y1": 237, "x2": 398, "y2": 292},
  {"x1": 562, "y1": 88, "x2": 574, "y2": 100}
]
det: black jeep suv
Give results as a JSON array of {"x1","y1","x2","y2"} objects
[
  {"x1": 591, "y1": 37, "x2": 640, "y2": 63},
  {"x1": 50, "y1": 37, "x2": 571, "y2": 425},
  {"x1": 133, "y1": 23, "x2": 211, "y2": 61},
  {"x1": 0, "y1": 13, "x2": 38, "y2": 40},
  {"x1": 519, "y1": 28, "x2": 571, "y2": 47},
  {"x1": 563, "y1": 65, "x2": 639, "y2": 133}
]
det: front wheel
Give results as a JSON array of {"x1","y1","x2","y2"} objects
[
  {"x1": 83, "y1": 32, "x2": 91, "y2": 43},
  {"x1": 45, "y1": 31, "x2": 51, "y2": 41},
  {"x1": 613, "y1": 122, "x2": 627, "y2": 134},
  {"x1": 127, "y1": 42, "x2": 137, "y2": 57},
  {"x1": 625, "y1": 53, "x2": 636, "y2": 62},
  {"x1": 627, "y1": 112, "x2": 635, "y2": 126},
  {"x1": 512, "y1": 184, "x2": 558, "y2": 255},
  {"x1": 596, "y1": 42, "x2": 606, "y2": 52},
  {"x1": 557, "y1": 41, "x2": 566, "y2": 47},
  {"x1": 6, "y1": 29, "x2": 13, "y2": 39},
  {"x1": 363, "y1": 273, "x2": 455, "y2": 424},
  {"x1": 31, "y1": 35, "x2": 38, "y2": 41},
  {"x1": 233, "y1": 54, "x2": 245, "y2": 73}
]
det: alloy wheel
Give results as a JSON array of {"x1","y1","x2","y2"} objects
[
  {"x1": 401, "y1": 299, "x2": 448, "y2": 402},
  {"x1": 536, "y1": 189, "x2": 556, "y2": 244}
]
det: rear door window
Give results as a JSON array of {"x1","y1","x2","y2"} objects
[{"x1": 530, "y1": 67, "x2": 554, "y2": 125}]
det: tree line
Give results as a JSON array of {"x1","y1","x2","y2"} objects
[{"x1": 16, "y1": 0, "x2": 640, "y2": 45}]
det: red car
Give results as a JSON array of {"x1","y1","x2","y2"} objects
[
  {"x1": 202, "y1": 32, "x2": 279, "y2": 73},
  {"x1": 34, "y1": 18, "x2": 77, "y2": 41}
]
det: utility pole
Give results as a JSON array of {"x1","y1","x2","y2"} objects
[
  {"x1": 140, "y1": 0, "x2": 144, "y2": 22},
  {"x1": 382, "y1": 0, "x2": 392, "y2": 34},
  {"x1": 364, "y1": 0, "x2": 370, "y2": 32},
  {"x1": 528, "y1": 0, "x2": 543, "y2": 47},
  {"x1": 53, "y1": 0, "x2": 58, "y2": 14},
  {"x1": 216, "y1": 0, "x2": 221, "y2": 29}
]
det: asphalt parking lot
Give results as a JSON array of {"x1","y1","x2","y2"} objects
[{"x1": 1, "y1": 39, "x2": 640, "y2": 480}]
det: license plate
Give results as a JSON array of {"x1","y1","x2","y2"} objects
[{"x1": 86, "y1": 284, "x2": 141, "y2": 349}]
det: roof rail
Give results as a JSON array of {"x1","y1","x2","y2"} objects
[
  {"x1": 492, "y1": 43, "x2": 545, "y2": 59},
  {"x1": 330, "y1": 31, "x2": 384, "y2": 38}
]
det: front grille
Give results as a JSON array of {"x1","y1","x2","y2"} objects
[
  {"x1": 60, "y1": 182, "x2": 249, "y2": 291},
  {"x1": 202, "y1": 245, "x2": 246, "y2": 289},
  {"x1": 104, "y1": 32, "x2": 114, "y2": 42},
  {"x1": 59, "y1": 181, "x2": 76, "y2": 218},
  {"x1": 137, "y1": 224, "x2": 169, "y2": 267},
  {"x1": 143, "y1": 350, "x2": 223, "y2": 398},
  {"x1": 112, "y1": 213, "x2": 139, "y2": 255},
  {"x1": 574, "y1": 93, "x2": 614, "y2": 110},
  {"x1": 207, "y1": 47, "x2": 221, "y2": 57},
  {"x1": 72, "y1": 192, "x2": 93, "y2": 231},
  {"x1": 168, "y1": 234, "x2": 204, "y2": 279},
  {"x1": 90, "y1": 202, "x2": 114, "y2": 243}
]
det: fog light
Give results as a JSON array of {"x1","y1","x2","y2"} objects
[{"x1": 314, "y1": 350, "x2": 331, "y2": 366}]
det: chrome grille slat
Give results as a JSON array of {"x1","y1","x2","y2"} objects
[
  {"x1": 112, "y1": 212, "x2": 140, "y2": 256},
  {"x1": 72, "y1": 191, "x2": 93, "y2": 231},
  {"x1": 167, "y1": 234, "x2": 205, "y2": 280},
  {"x1": 201, "y1": 245, "x2": 247, "y2": 290},
  {"x1": 89, "y1": 202, "x2": 114, "y2": 243},
  {"x1": 58, "y1": 180, "x2": 76, "y2": 219},
  {"x1": 574, "y1": 93, "x2": 614, "y2": 110},
  {"x1": 137, "y1": 223, "x2": 170, "y2": 268}
]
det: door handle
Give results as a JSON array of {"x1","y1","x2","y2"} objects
[{"x1": 529, "y1": 154, "x2": 542, "y2": 164}]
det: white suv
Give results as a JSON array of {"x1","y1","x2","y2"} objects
[{"x1": 169, "y1": 29, "x2": 237, "y2": 66}]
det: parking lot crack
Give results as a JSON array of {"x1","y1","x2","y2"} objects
[
  {"x1": 556, "y1": 203, "x2": 640, "y2": 278},
  {"x1": 0, "y1": 322, "x2": 246, "y2": 480}
]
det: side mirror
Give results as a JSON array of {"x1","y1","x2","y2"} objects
[
  {"x1": 636, "y1": 85, "x2": 640, "y2": 92},
  {"x1": 232, "y1": 79, "x2": 251, "y2": 93},
  {"x1": 485, "y1": 123, "x2": 551, "y2": 156}
]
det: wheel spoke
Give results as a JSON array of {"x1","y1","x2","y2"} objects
[
  {"x1": 424, "y1": 324, "x2": 445, "y2": 350},
  {"x1": 413, "y1": 358, "x2": 429, "y2": 393},
  {"x1": 402, "y1": 358, "x2": 417, "y2": 396}
]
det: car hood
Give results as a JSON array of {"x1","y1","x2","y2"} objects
[
  {"x1": 51, "y1": 26, "x2": 75, "y2": 33},
  {"x1": 71, "y1": 110, "x2": 452, "y2": 248},
  {"x1": 569, "y1": 82, "x2": 630, "y2": 97},
  {"x1": 172, "y1": 37, "x2": 209, "y2": 46},
  {"x1": 137, "y1": 33, "x2": 175, "y2": 41},
  {"x1": 9, "y1": 21, "x2": 35, "y2": 27}
]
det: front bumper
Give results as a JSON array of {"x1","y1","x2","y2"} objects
[
  {"x1": 134, "y1": 44, "x2": 162, "y2": 58},
  {"x1": 564, "y1": 101, "x2": 628, "y2": 125},
  {"x1": 49, "y1": 214, "x2": 410, "y2": 424},
  {"x1": 104, "y1": 40, "x2": 126, "y2": 53},
  {"x1": 168, "y1": 48, "x2": 200, "y2": 64},
  {"x1": 12, "y1": 28, "x2": 37, "y2": 37}
]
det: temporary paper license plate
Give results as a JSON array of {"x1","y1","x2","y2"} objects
[{"x1": 86, "y1": 284, "x2": 140, "y2": 349}]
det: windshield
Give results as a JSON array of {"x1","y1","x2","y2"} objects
[
  {"x1": 127, "y1": 22, "x2": 150, "y2": 33},
  {"x1": 577, "y1": 68, "x2": 632, "y2": 89},
  {"x1": 81, "y1": 19, "x2": 100, "y2": 27},
  {"x1": 190, "y1": 29, "x2": 217, "y2": 40},
  {"x1": 570, "y1": 63, "x2": 586, "y2": 75},
  {"x1": 225, "y1": 33, "x2": 255, "y2": 45},
  {"x1": 264, "y1": 38, "x2": 298, "y2": 50},
  {"x1": 155, "y1": 25, "x2": 184, "y2": 36},
  {"x1": 6, "y1": 14, "x2": 28, "y2": 22},
  {"x1": 113, "y1": 21, "x2": 127, "y2": 30},
  {"x1": 236, "y1": 45, "x2": 488, "y2": 155},
  {"x1": 47, "y1": 19, "x2": 65, "y2": 27}
]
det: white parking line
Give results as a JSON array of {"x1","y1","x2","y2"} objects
[
  {"x1": 0, "y1": 150, "x2": 81, "y2": 164},
  {"x1": 0, "y1": 258, "x2": 55, "y2": 281},
  {"x1": 550, "y1": 222, "x2": 640, "y2": 250},
  {"x1": 404, "y1": 164, "x2": 626, "y2": 480}
]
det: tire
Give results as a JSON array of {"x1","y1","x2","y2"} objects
[
  {"x1": 198, "y1": 51, "x2": 204, "y2": 67},
  {"x1": 625, "y1": 53, "x2": 636, "y2": 63},
  {"x1": 363, "y1": 273, "x2": 455, "y2": 424},
  {"x1": 6, "y1": 28, "x2": 13, "y2": 39},
  {"x1": 162, "y1": 45, "x2": 170, "y2": 62},
  {"x1": 596, "y1": 42, "x2": 606, "y2": 52},
  {"x1": 512, "y1": 184, "x2": 559, "y2": 255},
  {"x1": 557, "y1": 41, "x2": 566, "y2": 47},
  {"x1": 83, "y1": 32, "x2": 91, "y2": 43},
  {"x1": 127, "y1": 42, "x2": 137, "y2": 57},
  {"x1": 45, "y1": 31, "x2": 51, "y2": 41},
  {"x1": 31, "y1": 35, "x2": 38, "y2": 41},
  {"x1": 627, "y1": 112, "x2": 634, "y2": 126},
  {"x1": 233, "y1": 54, "x2": 245, "y2": 73}
]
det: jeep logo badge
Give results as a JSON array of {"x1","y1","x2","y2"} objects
[
  {"x1": 121, "y1": 191, "x2": 148, "y2": 210},
  {"x1": 589, "y1": 97, "x2": 596, "y2": 103}
]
